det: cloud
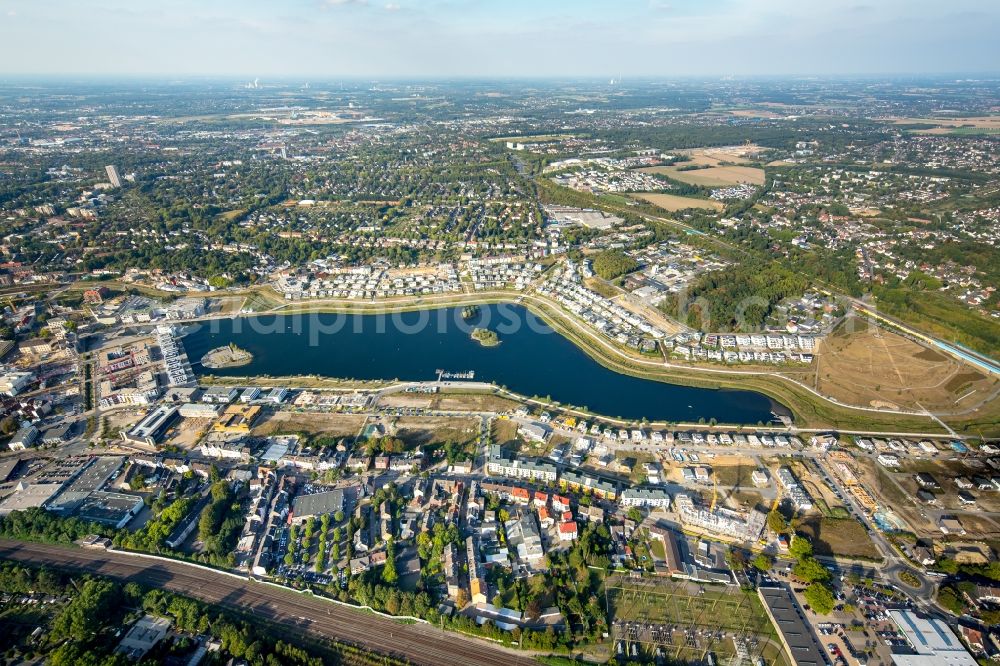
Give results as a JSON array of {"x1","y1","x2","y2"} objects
[
  {"x1": 385, "y1": 2, "x2": 400, "y2": 11},
  {"x1": 325, "y1": 0, "x2": 368, "y2": 6}
]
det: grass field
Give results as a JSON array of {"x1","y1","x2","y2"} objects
[
  {"x1": 607, "y1": 577, "x2": 788, "y2": 666},
  {"x1": 813, "y1": 316, "x2": 999, "y2": 413},
  {"x1": 711, "y1": 460, "x2": 759, "y2": 489},
  {"x1": 253, "y1": 411, "x2": 366, "y2": 438},
  {"x1": 797, "y1": 516, "x2": 883, "y2": 561},
  {"x1": 636, "y1": 192, "x2": 724, "y2": 212},
  {"x1": 391, "y1": 415, "x2": 479, "y2": 448}
]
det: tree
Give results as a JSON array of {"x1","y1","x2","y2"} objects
[
  {"x1": 382, "y1": 539, "x2": 398, "y2": 585},
  {"x1": 752, "y1": 554, "x2": 773, "y2": 572},
  {"x1": 525, "y1": 597, "x2": 542, "y2": 621},
  {"x1": 804, "y1": 582, "x2": 835, "y2": 615},
  {"x1": 767, "y1": 509, "x2": 788, "y2": 535},
  {"x1": 51, "y1": 579, "x2": 120, "y2": 641},
  {"x1": 936, "y1": 558, "x2": 959, "y2": 575},
  {"x1": 789, "y1": 535, "x2": 813, "y2": 560},
  {"x1": 793, "y1": 557, "x2": 831, "y2": 584},
  {"x1": 455, "y1": 588, "x2": 470, "y2": 608},
  {"x1": 591, "y1": 249, "x2": 639, "y2": 280},
  {"x1": 0, "y1": 415, "x2": 18, "y2": 436}
]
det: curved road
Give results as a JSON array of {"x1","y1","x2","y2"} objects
[{"x1": 0, "y1": 540, "x2": 538, "y2": 666}]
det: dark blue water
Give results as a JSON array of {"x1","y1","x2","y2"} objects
[{"x1": 180, "y1": 305, "x2": 783, "y2": 424}]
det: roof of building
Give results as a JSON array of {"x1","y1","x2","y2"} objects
[
  {"x1": 76, "y1": 491, "x2": 143, "y2": 525},
  {"x1": 292, "y1": 489, "x2": 344, "y2": 518},
  {"x1": 116, "y1": 615, "x2": 172, "y2": 660},
  {"x1": 0, "y1": 457, "x2": 20, "y2": 482},
  {"x1": 0, "y1": 482, "x2": 64, "y2": 515},
  {"x1": 887, "y1": 610, "x2": 977, "y2": 666},
  {"x1": 758, "y1": 585, "x2": 828, "y2": 666},
  {"x1": 127, "y1": 404, "x2": 179, "y2": 440},
  {"x1": 10, "y1": 425, "x2": 38, "y2": 446}
]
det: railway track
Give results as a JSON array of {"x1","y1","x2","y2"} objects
[{"x1": 0, "y1": 540, "x2": 538, "y2": 666}]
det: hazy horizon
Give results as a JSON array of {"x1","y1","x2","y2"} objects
[{"x1": 1, "y1": 0, "x2": 998, "y2": 79}]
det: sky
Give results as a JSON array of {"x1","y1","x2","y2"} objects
[{"x1": 1, "y1": 0, "x2": 998, "y2": 78}]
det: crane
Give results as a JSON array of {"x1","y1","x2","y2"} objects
[{"x1": 710, "y1": 474, "x2": 718, "y2": 512}]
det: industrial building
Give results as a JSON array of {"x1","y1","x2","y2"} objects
[
  {"x1": 887, "y1": 609, "x2": 977, "y2": 666},
  {"x1": 758, "y1": 585, "x2": 828, "y2": 666},
  {"x1": 76, "y1": 491, "x2": 144, "y2": 528},
  {"x1": 0, "y1": 482, "x2": 64, "y2": 515},
  {"x1": 47, "y1": 456, "x2": 125, "y2": 514},
  {"x1": 178, "y1": 402, "x2": 221, "y2": 419},
  {"x1": 648, "y1": 524, "x2": 682, "y2": 575},
  {"x1": 122, "y1": 405, "x2": 179, "y2": 446}
]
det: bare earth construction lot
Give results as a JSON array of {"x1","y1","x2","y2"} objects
[{"x1": 810, "y1": 317, "x2": 999, "y2": 413}]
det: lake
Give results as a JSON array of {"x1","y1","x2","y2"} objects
[{"x1": 180, "y1": 304, "x2": 784, "y2": 424}]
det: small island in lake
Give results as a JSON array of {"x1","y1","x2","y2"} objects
[
  {"x1": 462, "y1": 305, "x2": 480, "y2": 320},
  {"x1": 202, "y1": 342, "x2": 253, "y2": 368},
  {"x1": 471, "y1": 327, "x2": 499, "y2": 347}
]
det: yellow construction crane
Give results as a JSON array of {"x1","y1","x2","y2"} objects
[{"x1": 710, "y1": 475, "x2": 719, "y2": 512}]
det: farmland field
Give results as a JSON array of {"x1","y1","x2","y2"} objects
[
  {"x1": 888, "y1": 115, "x2": 1000, "y2": 129},
  {"x1": 640, "y1": 165, "x2": 765, "y2": 186},
  {"x1": 636, "y1": 192, "x2": 724, "y2": 212},
  {"x1": 638, "y1": 145, "x2": 766, "y2": 186}
]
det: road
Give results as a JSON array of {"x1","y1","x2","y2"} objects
[
  {"x1": 808, "y1": 457, "x2": 938, "y2": 605},
  {"x1": 0, "y1": 540, "x2": 538, "y2": 666}
]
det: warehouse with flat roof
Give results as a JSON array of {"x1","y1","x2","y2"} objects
[
  {"x1": 887, "y1": 609, "x2": 977, "y2": 666},
  {"x1": 76, "y1": 491, "x2": 144, "y2": 529},
  {"x1": 758, "y1": 585, "x2": 828, "y2": 666},
  {"x1": 291, "y1": 489, "x2": 344, "y2": 523}
]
